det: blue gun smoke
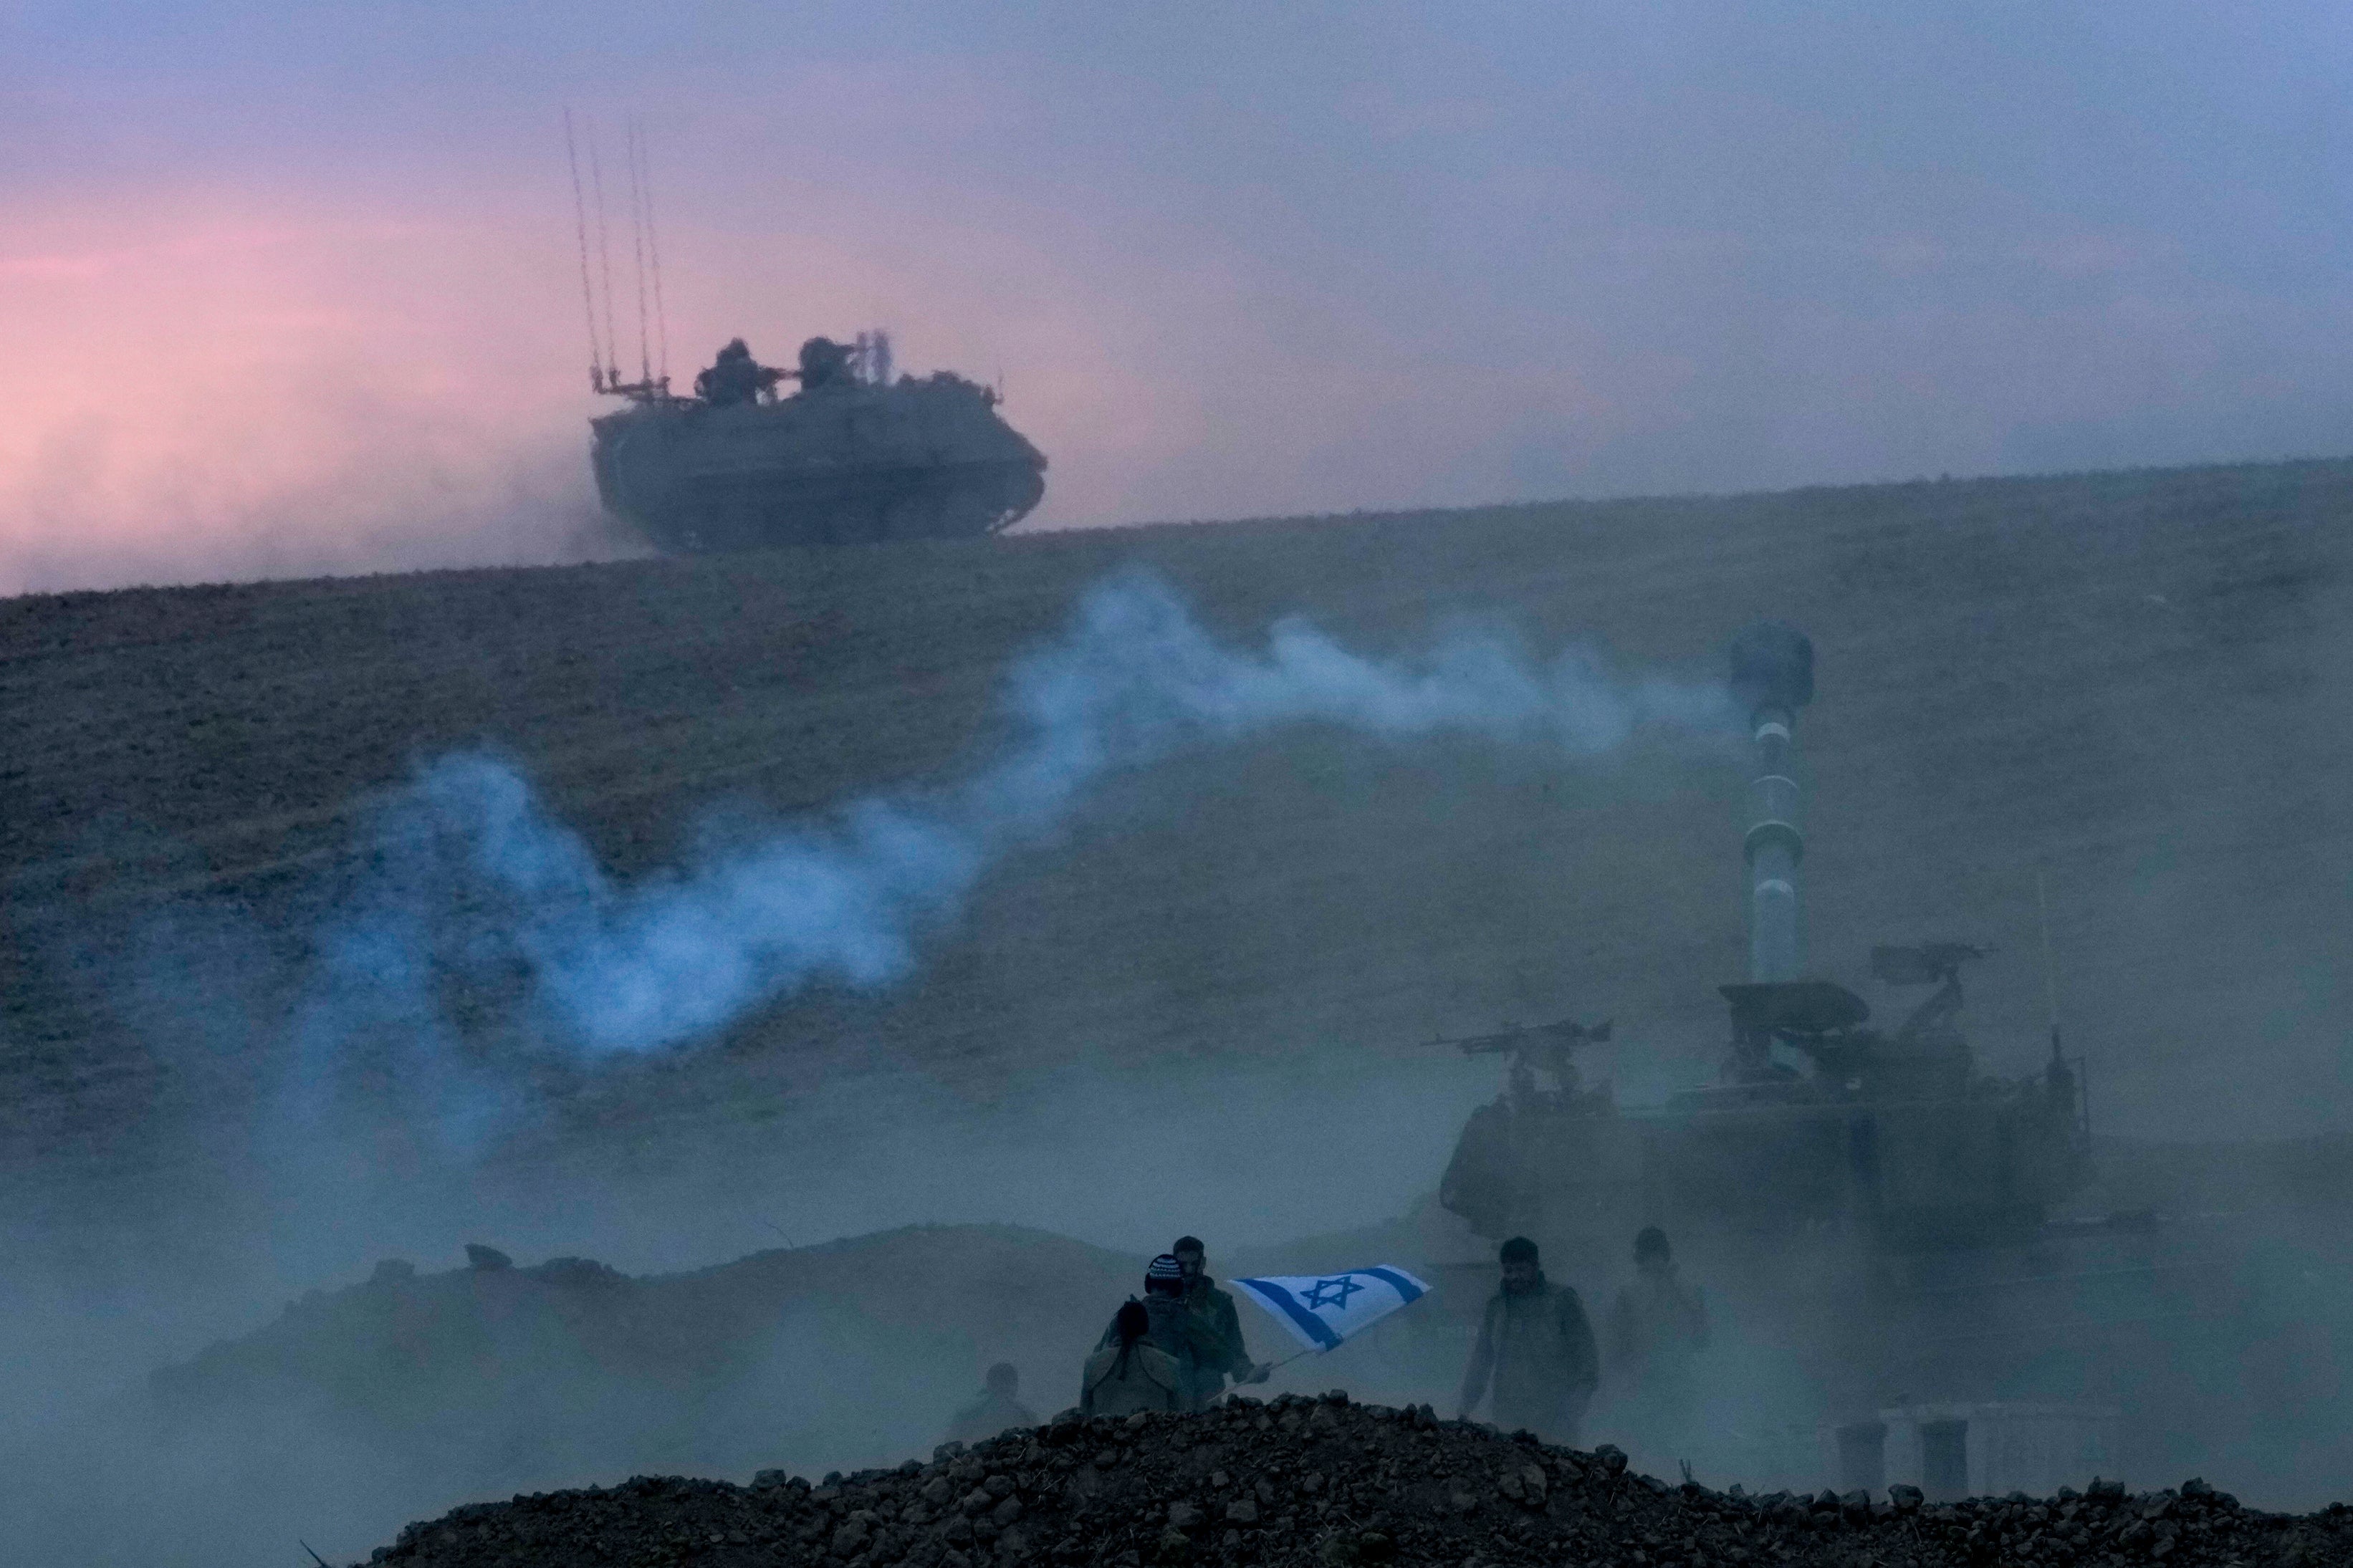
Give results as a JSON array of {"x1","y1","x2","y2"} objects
[{"x1": 294, "y1": 569, "x2": 1738, "y2": 1097}]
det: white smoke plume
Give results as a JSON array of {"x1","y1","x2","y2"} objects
[{"x1": 293, "y1": 569, "x2": 1738, "y2": 1110}]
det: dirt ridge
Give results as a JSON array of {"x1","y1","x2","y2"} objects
[{"x1": 370, "y1": 1393, "x2": 2353, "y2": 1568}]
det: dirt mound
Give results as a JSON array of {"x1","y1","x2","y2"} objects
[{"x1": 371, "y1": 1392, "x2": 2353, "y2": 1568}]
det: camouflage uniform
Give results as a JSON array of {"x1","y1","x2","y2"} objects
[
  {"x1": 1457, "y1": 1274, "x2": 1601, "y2": 1443},
  {"x1": 1179, "y1": 1276, "x2": 1257, "y2": 1408}
]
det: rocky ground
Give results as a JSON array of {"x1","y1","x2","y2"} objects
[{"x1": 370, "y1": 1392, "x2": 2353, "y2": 1568}]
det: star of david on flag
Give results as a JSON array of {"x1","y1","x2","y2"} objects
[{"x1": 1232, "y1": 1265, "x2": 1432, "y2": 1352}]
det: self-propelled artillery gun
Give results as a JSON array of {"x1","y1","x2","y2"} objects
[
  {"x1": 1434, "y1": 623, "x2": 2121, "y2": 1496},
  {"x1": 1439, "y1": 622, "x2": 2088, "y2": 1258}
]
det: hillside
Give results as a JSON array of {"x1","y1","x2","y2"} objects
[
  {"x1": 150, "y1": 1225, "x2": 1144, "y2": 1495},
  {"x1": 6, "y1": 458, "x2": 2352, "y2": 1195}
]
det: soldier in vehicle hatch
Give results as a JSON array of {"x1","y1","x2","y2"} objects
[
  {"x1": 1457, "y1": 1235, "x2": 1601, "y2": 1444},
  {"x1": 694, "y1": 339, "x2": 786, "y2": 406},
  {"x1": 796, "y1": 336, "x2": 858, "y2": 391},
  {"x1": 1172, "y1": 1235, "x2": 1272, "y2": 1408}
]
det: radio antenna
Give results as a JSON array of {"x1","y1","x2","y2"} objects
[
  {"x1": 562, "y1": 108, "x2": 606, "y2": 391},
  {"x1": 2036, "y1": 867, "x2": 2062, "y2": 1053},
  {"x1": 585, "y1": 118, "x2": 621, "y2": 387},
  {"x1": 625, "y1": 117, "x2": 653, "y2": 385},
  {"x1": 634, "y1": 114, "x2": 671, "y2": 385}
]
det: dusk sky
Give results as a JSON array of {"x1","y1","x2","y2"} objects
[{"x1": 5, "y1": 2, "x2": 2349, "y2": 593}]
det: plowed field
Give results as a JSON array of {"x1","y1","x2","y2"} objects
[{"x1": 6, "y1": 459, "x2": 2352, "y2": 1193}]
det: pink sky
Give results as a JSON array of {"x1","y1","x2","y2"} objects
[
  {"x1": 0, "y1": 166, "x2": 1634, "y2": 594},
  {"x1": 5, "y1": 3, "x2": 2351, "y2": 593},
  {"x1": 0, "y1": 180, "x2": 1161, "y2": 591}
]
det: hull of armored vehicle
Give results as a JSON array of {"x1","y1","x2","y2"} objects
[
  {"x1": 1427, "y1": 1067, "x2": 2330, "y2": 1504},
  {"x1": 1440, "y1": 1073, "x2": 2086, "y2": 1258},
  {"x1": 591, "y1": 374, "x2": 1047, "y2": 553}
]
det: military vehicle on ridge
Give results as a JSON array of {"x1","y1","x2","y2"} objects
[{"x1": 589, "y1": 332, "x2": 1049, "y2": 553}]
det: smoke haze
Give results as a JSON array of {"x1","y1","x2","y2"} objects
[
  {"x1": 290, "y1": 569, "x2": 1729, "y2": 1119},
  {"x1": 12, "y1": 8, "x2": 2353, "y2": 1564},
  {"x1": 0, "y1": 570, "x2": 1738, "y2": 1564},
  {"x1": 11, "y1": 516, "x2": 2353, "y2": 1561},
  {"x1": 1, "y1": 971, "x2": 1512, "y2": 1568}
]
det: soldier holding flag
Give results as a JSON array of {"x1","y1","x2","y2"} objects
[{"x1": 1173, "y1": 1236, "x2": 1270, "y2": 1407}]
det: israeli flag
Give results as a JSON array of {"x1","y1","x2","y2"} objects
[{"x1": 1232, "y1": 1266, "x2": 1431, "y2": 1352}]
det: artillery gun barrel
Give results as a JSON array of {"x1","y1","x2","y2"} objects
[
  {"x1": 1729, "y1": 622, "x2": 1815, "y2": 983},
  {"x1": 1745, "y1": 716, "x2": 1802, "y2": 982},
  {"x1": 1451, "y1": 1033, "x2": 1525, "y2": 1056},
  {"x1": 1435, "y1": 1018, "x2": 1609, "y2": 1056}
]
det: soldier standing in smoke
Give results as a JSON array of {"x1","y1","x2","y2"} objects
[
  {"x1": 1172, "y1": 1235, "x2": 1271, "y2": 1408},
  {"x1": 944, "y1": 1362, "x2": 1037, "y2": 1446},
  {"x1": 1606, "y1": 1226, "x2": 1710, "y2": 1455},
  {"x1": 1457, "y1": 1236, "x2": 1601, "y2": 1443}
]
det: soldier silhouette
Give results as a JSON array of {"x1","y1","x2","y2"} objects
[{"x1": 694, "y1": 339, "x2": 785, "y2": 405}]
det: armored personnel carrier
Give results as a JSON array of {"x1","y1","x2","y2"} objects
[{"x1": 589, "y1": 334, "x2": 1048, "y2": 553}]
